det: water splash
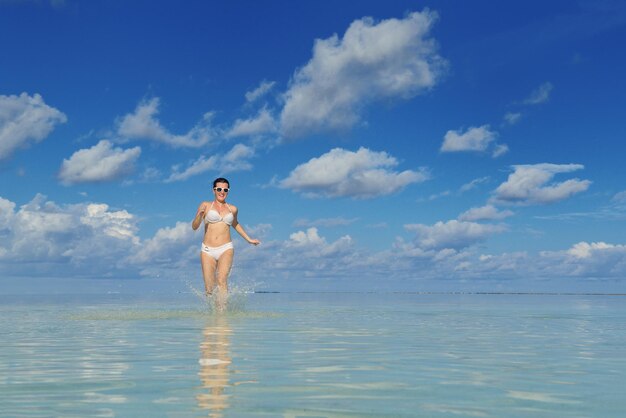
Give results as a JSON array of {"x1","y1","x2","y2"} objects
[
  {"x1": 65, "y1": 276, "x2": 268, "y2": 321},
  {"x1": 177, "y1": 274, "x2": 260, "y2": 315}
]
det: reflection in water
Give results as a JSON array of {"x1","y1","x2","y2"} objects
[{"x1": 197, "y1": 316, "x2": 232, "y2": 417}]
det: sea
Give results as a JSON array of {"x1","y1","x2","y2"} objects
[{"x1": 1, "y1": 289, "x2": 625, "y2": 417}]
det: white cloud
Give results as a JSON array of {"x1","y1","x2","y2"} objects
[
  {"x1": 245, "y1": 80, "x2": 276, "y2": 103},
  {"x1": 245, "y1": 223, "x2": 273, "y2": 239},
  {"x1": 404, "y1": 220, "x2": 505, "y2": 251},
  {"x1": 286, "y1": 227, "x2": 353, "y2": 259},
  {"x1": 288, "y1": 227, "x2": 326, "y2": 247},
  {"x1": 0, "y1": 92, "x2": 67, "y2": 161},
  {"x1": 282, "y1": 227, "x2": 353, "y2": 262},
  {"x1": 0, "y1": 194, "x2": 140, "y2": 277},
  {"x1": 128, "y1": 221, "x2": 197, "y2": 265},
  {"x1": 59, "y1": 140, "x2": 141, "y2": 185},
  {"x1": 567, "y1": 241, "x2": 618, "y2": 259},
  {"x1": 535, "y1": 241, "x2": 626, "y2": 278},
  {"x1": 0, "y1": 194, "x2": 204, "y2": 279},
  {"x1": 0, "y1": 194, "x2": 201, "y2": 279},
  {"x1": 0, "y1": 197, "x2": 15, "y2": 258},
  {"x1": 166, "y1": 143, "x2": 254, "y2": 182},
  {"x1": 458, "y1": 205, "x2": 514, "y2": 222},
  {"x1": 523, "y1": 82, "x2": 553, "y2": 105},
  {"x1": 0, "y1": 197, "x2": 16, "y2": 230},
  {"x1": 116, "y1": 98, "x2": 216, "y2": 147},
  {"x1": 235, "y1": 227, "x2": 357, "y2": 278},
  {"x1": 532, "y1": 188, "x2": 626, "y2": 222},
  {"x1": 492, "y1": 144, "x2": 509, "y2": 158},
  {"x1": 503, "y1": 112, "x2": 522, "y2": 125},
  {"x1": 293, "y1": 217, "x2": 358, "y2": 228},
  {"x1": 612, "y1": 190, "x2": 626, "y2": 202},
  {"x1": 389, "y1": 238, "x2": 626, "y2": 282},
  {"x1": 280, "y1": 10, "x2": 447, "y2": 138},
  {"x1": 80, "y1": 203, "x2": 139, "y2": 243},
  {"x1": 166, "y1": 155, "x2": 217, "y2": 183},
  {"x1": 226, "y1": 108, "x2": 276, "y2": 138},
  {"x1": 279, "y1": 147, "x2": 429, "y2": 198},
  {"x1": 138, "y1": 167, "x2": 161, "y2": 182},
  {"x1": 222, "y1": 143, "x2": 255, "y2": 172},
  {"x1": 3, "y1": 194, "x2": 626, "y2": 284},
  {"x1": 416, "y1": 190, "x2": 451, "y2": 203},
  {"x1": 493, "y1": 163, "x2": 591, "y2": 205},
  {"x1": 440, "y1": 125, "x2": 497, "y2": 153},
  {"x1": 460, "y1": 176, "x2": 490, "y2": 193}
]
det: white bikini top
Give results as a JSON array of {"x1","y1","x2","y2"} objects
[{"x1": 204, "y1": 202, "x2": 234, "y2": 226}]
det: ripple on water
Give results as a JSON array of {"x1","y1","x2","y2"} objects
[
  {"x1": 2, "y1": 293, "x2": 625, "y2": 417},
  {"x1": 506, "y1": 390, "x2": 581, "y2": 404},
  {"x1": 65, "y1": 309, "x2": 283, "y2": 321}
]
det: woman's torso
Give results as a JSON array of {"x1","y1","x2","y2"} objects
[{"x1": 203, "y1": 201, "x2": 234, "y2": 246}]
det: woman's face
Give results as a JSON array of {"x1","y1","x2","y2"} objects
[{"x1": 213, "y1": 182, "x2": 229, "y2": 201}]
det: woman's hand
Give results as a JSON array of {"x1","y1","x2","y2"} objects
[
  {"x1": 192, "y1": 201, "x2": 209, "y2": 230},
  {"x1": 248, "y1": 238, "x2": 261, "y2": 246}
]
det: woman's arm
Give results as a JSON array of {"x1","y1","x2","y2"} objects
[
  {"x1": 192, "y1": 202, "x2": 208, "y2": 230},
  {"x1": 231, "y1": 207, "x2": 260, "y2": 245}
]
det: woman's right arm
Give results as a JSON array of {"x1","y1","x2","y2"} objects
[{"x1": 192, "y1": 202, "x2": 207, "y2": 230}]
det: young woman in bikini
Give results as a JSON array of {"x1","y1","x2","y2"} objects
[{"x1": 192, "y1": 178, "x2": 260, "y2": 300}]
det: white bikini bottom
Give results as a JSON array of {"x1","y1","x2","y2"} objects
[{"x1": 201, "y1": 242, "x2": 234, "y2": 261}]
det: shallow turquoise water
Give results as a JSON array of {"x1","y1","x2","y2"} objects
[{"x1": 1, "y1": 292, "x2": 625, "y2": 417}]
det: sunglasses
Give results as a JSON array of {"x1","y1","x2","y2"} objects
[{"x1": 214, "y1": 187, "x2": 230, "y2": 193}]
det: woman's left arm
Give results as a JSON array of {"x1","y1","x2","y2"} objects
[{"x1": 232, "y1": 207, "x2": 260, "y2": 245}]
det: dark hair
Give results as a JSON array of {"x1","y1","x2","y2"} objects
[{"x1": 213, "y1": 177, "x2": 230, "y2": 188}]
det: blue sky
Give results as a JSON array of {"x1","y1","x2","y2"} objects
[{"x1": 1, "y1": 0, "x2": 626, "y2": 293}]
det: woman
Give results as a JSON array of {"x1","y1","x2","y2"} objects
[{"x1": 192, "y1": 178, "x2": 260, "y2": 302}]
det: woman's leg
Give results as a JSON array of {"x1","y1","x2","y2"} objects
[
  {"x1": 216, "y1": 249, "x2": 234, "y2": 292},
  {"x1": 200, "y1": 251, "x2": 217, "y2": 296},
  {"x1": 215, "y1": 249, "x2": 234, "y2": 310}
]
